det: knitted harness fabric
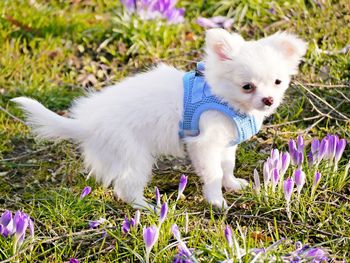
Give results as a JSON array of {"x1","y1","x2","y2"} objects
[{"x1": 178, "y1": 62, "x2": 261, "y2": 146}]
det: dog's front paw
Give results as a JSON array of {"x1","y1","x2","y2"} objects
[
  {"x1": 206, "y1": 196, "x2": 228, "y2": 210},
  {"x1": 223, "y1": 177, "x2": 249, "y2": 192}
]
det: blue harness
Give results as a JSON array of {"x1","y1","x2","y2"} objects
[{"x1": 178, "y1": 62, "x2": 261, "y2": 146}]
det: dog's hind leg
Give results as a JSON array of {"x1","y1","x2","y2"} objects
[{"x1": 112, "y1": 153, "x2": 154, "y2": 210}]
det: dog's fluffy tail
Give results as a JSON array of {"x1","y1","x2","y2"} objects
[{"x1": 11, "y1": 97, "x2": 84, "y2": 141}]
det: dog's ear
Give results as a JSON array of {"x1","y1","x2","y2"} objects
[
  {"x1": 205, "y1": 29, "x2": 244, "y2": 61},
  {"x1": 260, "y1": 32, "x2": 308, "y2": 73}
]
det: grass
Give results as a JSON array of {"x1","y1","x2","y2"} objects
[{"x1": 0, "y1": 0, "x2": 349, "y2": 262}]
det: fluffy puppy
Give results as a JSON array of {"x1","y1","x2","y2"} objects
[{"x1": 12, "y1": 29, "x2": 307, "y2": 209}]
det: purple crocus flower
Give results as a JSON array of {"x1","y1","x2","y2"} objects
[
  {"x1": 303, "y1": 247, "x2": 328, "y2": 260},
  {"x1": 1, "y1": 210, "x2": 33, "y2": 243},
  {"x1": 143, "y1": 225, "x2": 158, "y2": 255},
  {"x1": 13, "y1": 211, "x2": 30, "y2": 245},
  {"x1": 0, "y1": 210, "x2": 14, "y2": 237},
  {"x1": 171, "y1": 224, "x2": 194, "y2": 262},
  {"x1": 196, "y1": 16, "x2": 234, "y2": 29},
  {"x1": 294, "y1": 169, "x2": 305, "y2": 194},
  {"x1": 309, "y1": 138, "x2": 321, "y2": 166},
  {"x1": 159, "y1": 202, "x2": 168, "y2": 224},
  {"x1": 289, "y1": 137, "x2": 304, "y2": 167},
  {"x1": 173, "y1": 245, "x2": 194, "y2": 263},
  {"x1": 121, "y1": 210, "x2": 140, "y2": 234},
  {"x1": 122, "y1": 216, "x2": 135, "y2": 234},
  {"x1": 224, "y1": 225, "x2": 233, "y2": 247},
  {"x1": 283, "y1": 178, "x2": 294, "y2": 203},
  {"x1": 177, "y1": 175, "x2": 188, "y2": 201},
  {"x1": 121, "y1": 0, "x2": 137, "y2": 12},
  {"x1": 89, "y1": 217, "x2": 106, "y2": 229},
  {"x1": 69, "y1": 259, "x2": 80, "y2": 263},
  {"x1": 122, "y1": 0, "x2": 184, "y2": 24},
  {"x1": 164, "y1": 7, "x2": 185, "y2": 24},
  {"x1": 80, "y1": 186, "x2": 91, "y2": 199}
]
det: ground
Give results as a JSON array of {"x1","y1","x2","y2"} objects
[{"x1": 0, "y1": 0, "x2": 349, "y2": 262}]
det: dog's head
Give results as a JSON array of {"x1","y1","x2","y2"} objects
[{"x1": 204, "y1": 29, "x2": 307, "y2": 116}]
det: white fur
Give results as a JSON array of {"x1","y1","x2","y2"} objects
[{"x1": 12, "y1": 29, "x2": 307, "y2": 209}]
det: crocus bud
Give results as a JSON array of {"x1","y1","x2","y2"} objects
[
  {"x1": 177, "y1": 175, "x2": 188, "y2": 200},
  {"x1": 122, "y1": 217, "x2": 131, "y2": 234},
  {"x1": 89, "y1": 217, "x2": 106, "y2": 229},
  {"x1": 283, "y1": 178, "x2": 294, "y2": 203},
  {"x1": 267, "y1": 157, "x2": 275, "y2": 171},
  {"x1": 307, "y1": 151, "x2": 314, "y2": 167},
  {"x1": 143, "y1": 225, "x2": 158, "y2": 253},
  {"x1": 224, "y1": 225, "x2": 233, "y2": 247},
  {"x1": 297, "y1": 151, "x2": 304, "y2": 167},
  {"x1": 318, "y1": 138, "x2": 328, "y2": 163},
  {"x1": 253, "y1": 169, "x2": 260, "y2": 194},
  {"x1": 14, "y1": 211, "x2": 29, "y2": 245},
  {"x1": 171, "y1": 224, "x2": 181, "y2": 240},
  {"x1": 0, "y1": 210, "x2": 12, "y2": 226},
  {"x1": 28, "y1": 218, "x2": 34, "y2": 238},
  {"x1": 173, "y1": 245, "x2": 194, "y2": 262},
  {"x1": 311, "y1": 139, "x2": 320, "y2": 155},
  {"x1": 80, "y1": 186, "x2": 92, "y2": 200},
  {"x1": 334, "y1": 139, "x2": 346, "y2": 165},
  {"x1": 271, "y1": 149, "x2": 279, "y2": 161},
  {"x1": 159, "y1": 202, "x2": 168, "y2": 224},
  {"x1": 289, "y1": 139, "x2": 297, "y2": 159},
  {"x1": 304, "y1": 247, "x2": 328, "y2": 261},
  {"x1": 313, "y1": 171, "x2": 321, "y2": 188},
  {"x1": 297, "y1": 135, "x2": 304, "y2": 151},
  {"x1": 280, "y1": 152, "x2": 290, "y2": 176},
  {"x1": 263, "y1": 162, "x2": 270, "y2": 187},
  {"x1": 294, "y1": 169, "x2": 305, "y2": 194},
  {"x1": 134, "y1": 210, "x2": 141, "y2": 225},
  {"x1": 324, "y1": 135, "x2": 335, "y2": 161},
  {"x1": 155, "y1": 187, "x2": 161, "y2": 207},
  {"x1": 271, "y1": 168, "x2": 279, "y2": 192},
  {"x1": 0, "y1": 211, "x2": 14, "y2": 237}
]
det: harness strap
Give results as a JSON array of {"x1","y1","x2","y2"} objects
[{"x1": 179, "y1": 62, "x2": 260, "y2": 146}]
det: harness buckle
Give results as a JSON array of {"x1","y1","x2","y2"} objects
[{"x1": 195, "y1": 69, "x2": 204, "y2": 76}]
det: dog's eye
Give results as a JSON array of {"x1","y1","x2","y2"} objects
[
  {"x1": 275, "y1": 79, "x2": 282, "y2": 85},
  {"x1": 242, "y1": 83, "x2": 256, "y2": 93}
]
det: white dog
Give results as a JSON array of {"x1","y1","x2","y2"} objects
[{"x1": 12, "y1": 29, "x2": 307, "y2": 209}]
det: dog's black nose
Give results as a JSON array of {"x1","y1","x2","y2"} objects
[{"x1": 262, "y1": 97, "x2": 274, "y2": 106}]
